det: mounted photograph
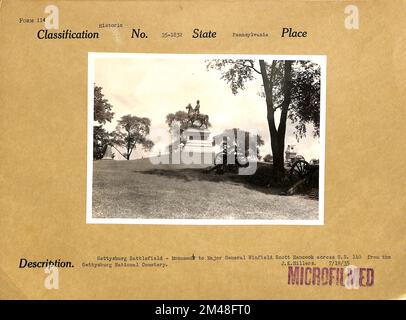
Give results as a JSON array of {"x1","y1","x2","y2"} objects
[{"x1": 87, "y1": 53, "x2": 326, "y2": 224}]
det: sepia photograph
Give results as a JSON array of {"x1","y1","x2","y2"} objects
[{"x1": 87, "y1": 53, "x2": 326, "y2": 224}]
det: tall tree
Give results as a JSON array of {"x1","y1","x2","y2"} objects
[
  {"x1": 165, "y1": 110, "x2": 190, "y2": 153},
  {"x1": 93, "y1": 85, "x2": 114, "y2": 160},
  {"x1": 94, "y1": 85, "x2": 114, "y2": 124},
  {"x1": 207, "y1": 59, "x2": 320, "y2": 175},
  {"x1": 111, "y1": 115, "x2": 154, "y2": 160},
  {"x1": 166, "y1": 110, "x2": 190, "y2": 133}
]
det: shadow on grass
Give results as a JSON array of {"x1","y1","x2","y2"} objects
[{"x1": 135, "y1": 163, "x2": 285, "y2": 195}]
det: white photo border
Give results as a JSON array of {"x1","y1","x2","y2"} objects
[{"x1": 87, "y1": 52, "x2": 327, "y2": 225}]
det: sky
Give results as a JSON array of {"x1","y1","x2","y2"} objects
[{"x1": 93, "y1": 56, "x2": 320, "y2": 161}]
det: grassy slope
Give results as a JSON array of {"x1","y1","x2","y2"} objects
[{"x1": 92, "y1": 159, "x2": 318, "y2": 220}]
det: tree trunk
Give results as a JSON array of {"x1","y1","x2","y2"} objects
[
  {"x1": 126, "y1": 130, "x2": 131, "y2": 160},
  {"x1": 272, "y1": 139, "x2": 284, "y2": 173},
  {"x1": 259, "y1": 59, "x2": 285, "y2": 175},
  {"x1": 275, "y1": 60, "x2": 292, "y2": 174},
  {"x1": 126, "y1": 144, "x2": 131, "y2": 160}
]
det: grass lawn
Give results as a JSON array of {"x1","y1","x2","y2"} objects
[{"x1": 92, "y1": 159, "x2": 319, "y2": 220}]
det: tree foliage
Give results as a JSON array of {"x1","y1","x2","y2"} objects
[
  {"x1": 289, "y1": 61, "x2": 320, "y2": 139},
  {"x1": 93, "y1": 85, "x2": 114, "y2": 160},
  {"x1": 93, "y1": 126, "x2": 111, "y2": 160},
  {"x1": 207, "y1": 60, "x2": 320, "y2": 140},
  {"x1": 207, "y1": 59, "x2": 320, "y2": 174},
  {"x1": 166, "y1": 111, "x2": 190, "y2": 133},
  {"x1": 94, "y1": 85, "x2": 114, "y2": 124},
  {"x1": 207, "y1": 60, "x2": 259, "y2": 94},
  {"x1": 111, "y1": 115, "x2": 154, "y2": 160}
]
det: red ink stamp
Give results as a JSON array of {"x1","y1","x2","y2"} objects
[{"x1": 287, "y1": 265, "x2": 374, "y2": 289}]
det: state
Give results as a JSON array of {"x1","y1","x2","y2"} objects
[{"x1": 192, "y1": 28, "x2": 217, "y2": 38}]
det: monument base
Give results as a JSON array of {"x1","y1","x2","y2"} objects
[{"x1": 180, "y1": 128, "x2": 213, "y2": 165}]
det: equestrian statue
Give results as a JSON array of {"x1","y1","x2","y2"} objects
[{"x1": 185, "y1": 100, "x2": 210, "y2": 129}]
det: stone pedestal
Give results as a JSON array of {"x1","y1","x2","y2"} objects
[
  {"x1": 179, "y1": 128, "x2": 213, "y2": 165},
  {"x1": 182, "y1": 128, "x2": 212, "y2": 153}
]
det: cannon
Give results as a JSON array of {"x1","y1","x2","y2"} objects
[{"x1": 286, "y1": 159, "x2": 319, "y2": 196}]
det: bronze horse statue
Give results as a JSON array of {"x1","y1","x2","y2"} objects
[
  {"x1": 185, "y1": 100, "x2": 210, "y2": 128},
  {"x1": 195, "y1": 114, "x2": 209, "y2": 128}
]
